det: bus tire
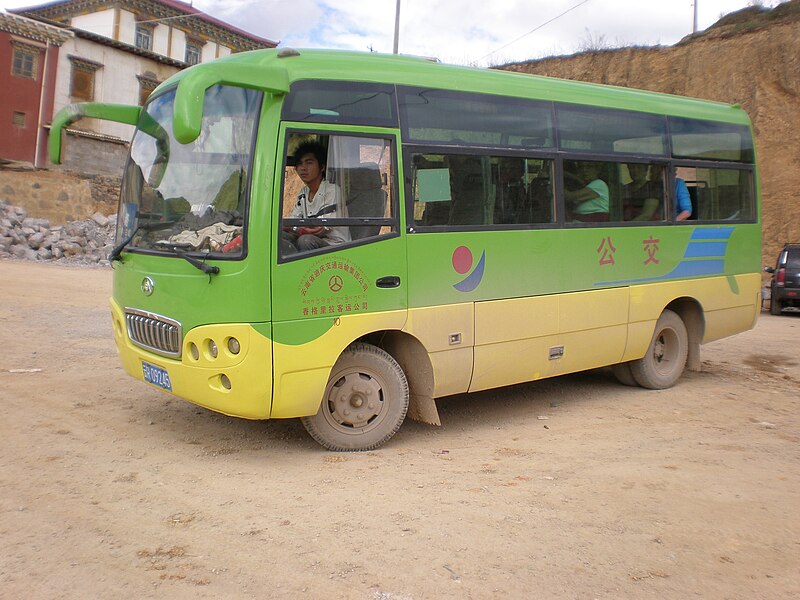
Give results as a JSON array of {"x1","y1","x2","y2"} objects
[
  {"x1": 301, "y1": 343, "x2": 409, "y2": 451},
  {"x1": 612, "y1": 362, "x2": 638, "y2": 387},
  {"x1": 770, "y1": 298, "x2": 782, "y2": 315},
  {"x1": 630, "y1": 309, "x2": 688, "y2": 390}
]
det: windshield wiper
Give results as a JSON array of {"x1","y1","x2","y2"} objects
[
  {"x1": 175, "y1": 250, "x2": 220, "y2": 275},
  {"x1": 152, "y1": 241, "x2": 220, "y2": 275},
  {"x1": 109, "y1": 221, "x2": 174, "y2": 263}
]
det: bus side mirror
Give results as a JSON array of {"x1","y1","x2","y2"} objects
[{"x1": 50, "y1": 103, "x2": 141, "y2": 164}]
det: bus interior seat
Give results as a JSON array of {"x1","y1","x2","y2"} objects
[
  {"x1": 347, "y1": 162, "x2": 386, "y2": 239},
  {"x1": 716, "y1": 185, "x2": 742, "y2": 219},
  {"x1": 448, "y1": 156, "x2": 489, "y2": 225},
  {"x1": 684, "y1": 182, "x2": 700, "y2": 220},
  {"x1": 606, "y1": 163, "x2": 623, "y2": 221}
]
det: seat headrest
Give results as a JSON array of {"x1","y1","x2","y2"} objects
[{"x1": 349, "y1": 162, "x2": 382, "y2": 191}]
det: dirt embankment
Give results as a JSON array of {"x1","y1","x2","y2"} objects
[{"x1": 503, "y1": 2, "x2": 800, "y2": 264}]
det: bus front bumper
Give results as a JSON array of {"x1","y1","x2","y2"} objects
[{"x1": 110, "y1": 300, "x2": 273, "y2": 419}]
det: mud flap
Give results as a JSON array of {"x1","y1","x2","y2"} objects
[{"x1": 407, "y1": 393, "x2": 441, "y2": 426}]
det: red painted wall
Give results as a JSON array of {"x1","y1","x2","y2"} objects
[{"x1": 0, "y1": 32, "x2": 58, "y2": 165}]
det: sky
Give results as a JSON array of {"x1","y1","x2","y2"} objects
[{"x1": 0, "y1": 0, "x2": 787, "y2": 66}]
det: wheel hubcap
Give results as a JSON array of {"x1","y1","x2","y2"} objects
[
  {"x1": 327, "y1": 372, "x2": 383, "y2": 429},
  {"x1": 653, "y1": 329, "x2": 678, "y2": 372}
]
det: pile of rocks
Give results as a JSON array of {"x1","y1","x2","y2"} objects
[{"x1": 0, "y1": 199, "x2": 116, "y2": 267}]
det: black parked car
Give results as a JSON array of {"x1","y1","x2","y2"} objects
[{"x1": 765, "y1": 243, "x2": 800, "y2": 315}]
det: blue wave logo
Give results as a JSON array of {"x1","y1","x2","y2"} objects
[{"x1": 596, "y1": 227, "x2": 735, "y2": 288}]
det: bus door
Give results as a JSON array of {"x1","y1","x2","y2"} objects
[{"x1": 269, "y1": 126, "x2": 408, "y2": 418}]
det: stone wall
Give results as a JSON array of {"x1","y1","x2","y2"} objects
[
  {"x1": 53, "y1": 132, "x2": 130, "y2": 177},
  {"x1": 0, "y1": 166, "x2": 120, "y2": 225}
]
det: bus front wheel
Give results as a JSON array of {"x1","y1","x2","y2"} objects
[
  {"x1": 630, "y1": 309, "x2": 688, "y2": 390},
  {"x1": 301, "y1": 343, "x2": 409, "y2": 451}
]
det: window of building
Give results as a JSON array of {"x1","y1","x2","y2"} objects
[
  {"x1": 135, "y1": 24, "x2": 153, "y2": 51},
  {"x1": 11, "y1": 43, "x2": 39, "y2": 79},
  {"x1": 185, "y1": 41, "x2": 201, "y2": 65},
  {"x1": 137, "y1": 74, "x2": 160, "y2": 106},
  {"x1": 68, "y1": 56, "x2": 102, "y2": 102},
  {"x1": 12, "y1": 112, "x2": 26, "y2": 127}
]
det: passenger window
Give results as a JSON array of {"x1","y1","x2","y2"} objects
[
  {"x1": 621, "y1": 163, "x2": 665, "y2": 222},
  {"x1": 411, "y1": 153, "x2": 555, "y2": 228},
  {"x1": 563, "y1": 159, "x2": 620, "y2": 223},
  {"x1": 399, "y1": 88, "x2": 555, "y2": 149},
  {"x1": 675, "y1": 166, "x2": 754, "y2": 221},
  {"x1": 669, "y1": 117, "x2": 754, "y2": 163},
  {"x1": 558, "y1": 105, "x2": 667, "y2": 155},
  {"x1": 280, "y1": 133, "x2": 396, "y2": 258}
]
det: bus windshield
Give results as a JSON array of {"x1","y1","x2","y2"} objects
[{"x1": 115, "y1": 84, "x2": 262, "y2": 257}]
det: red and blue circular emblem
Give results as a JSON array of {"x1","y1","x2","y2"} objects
[{"x1": 452, "y1": 246, "x2": 486, "y2": 292}]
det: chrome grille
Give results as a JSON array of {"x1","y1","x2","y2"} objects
[{"x1": 125, "y1": 308, "x2": 182, "y2": 358}]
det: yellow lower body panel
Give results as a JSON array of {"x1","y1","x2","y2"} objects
[
  {"x1": 270, "y1": 310, "x2": 408, "y2": 418},
  {"x1": 111, "y1": 300, "x2": 273, "y2": 419}
]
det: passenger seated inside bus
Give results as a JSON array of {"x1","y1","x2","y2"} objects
[
  {"x1": 564, "y1": 160, "x2": 610, "y2": 222},
  {"x1": 622, "y1": 163, "x2": 663, "y2": 221},
  {"x1": 675, "y1": 175, "x2": 693, "y2": 221},
  {"x1": 280, "y1": 140, "x2": 350, "y2": 255}
]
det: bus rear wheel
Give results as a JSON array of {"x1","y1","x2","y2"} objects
[
  {"x1": 612, "y1": 362, "x2": 638, "y2": 387},
  {"x1": 301, "y1": 343, "x2": 409, "y2": 451},
  {"x1": 630, "y1": 309, "x2": 688, "y2": 390}
]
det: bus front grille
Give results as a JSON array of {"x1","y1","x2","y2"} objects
[{"x1": 125, "y1": 308, "x2": 182, "y2": 358}]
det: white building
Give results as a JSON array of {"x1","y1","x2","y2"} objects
[{"x1": 10, "y1": 0, "x2": 277, "y2": 173}]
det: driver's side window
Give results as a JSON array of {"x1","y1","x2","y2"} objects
[{"x1": 279, "y1": 132, "x2": 396, "y2": 259}]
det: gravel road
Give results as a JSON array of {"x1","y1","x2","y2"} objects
[{"x1": 1, "y1": 260, "x2": 798, "y2": 599}]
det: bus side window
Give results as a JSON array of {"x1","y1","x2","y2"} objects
[
  {"x1": 280, "y1": 133, "x2": 397, "y2": 258},
  {"x1": 447, "y1": 155, "x2": 488, "y2": 225},
  {"x1": 412, "y1": 152, "x2": 556, "y2": 228},
  {"x1": 678, "y1": 167, "x2": 753, "y2": 222}
]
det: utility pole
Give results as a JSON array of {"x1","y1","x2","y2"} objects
[
  {"x1": 393, "y1": 0, "x2": 401, "y2": 54},
  {"x1": 693, "y1": 1, "x2": 699, "y2": 33}
]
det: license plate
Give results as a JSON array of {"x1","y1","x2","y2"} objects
[{"x1": 142, "y1": 361, "x2": 172, "y2": 392}]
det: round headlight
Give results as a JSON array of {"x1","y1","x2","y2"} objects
[
  {"x1": 227, "y1": 337, "x2": 240, "y2": 355},
  {"x1": 189, "y1": 342, "x2": 199, "y2": 361},
  {"x1": 220, "y1": 374, "x2": 231, "y2": 390},
  {"x1": 208, "y1": 339, "x2": 218, "y2": 359}
]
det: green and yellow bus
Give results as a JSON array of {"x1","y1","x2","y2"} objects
[{"x1": 50, "y1": 49, "x2": 761, "y2": 451}]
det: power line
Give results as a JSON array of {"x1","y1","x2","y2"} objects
[{"x1": 472, "y1": 0, "x2": 591, "y2": 66}]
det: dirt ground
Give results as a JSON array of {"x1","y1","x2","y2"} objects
[{"x1": 1, "y1": 260, "x2": 798, "y2": 600}]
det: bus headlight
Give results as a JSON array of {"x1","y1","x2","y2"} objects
[
  {"x1": 208, "y1": 339, "x2": 218, "y2": 359},
  {"x1": 227, "y1": 337, "x2": 241, "y2": 355}
]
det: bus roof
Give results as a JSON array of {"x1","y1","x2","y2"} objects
[{"x1": 160, "y1": 48, "x2": 751, "y2": 143}]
